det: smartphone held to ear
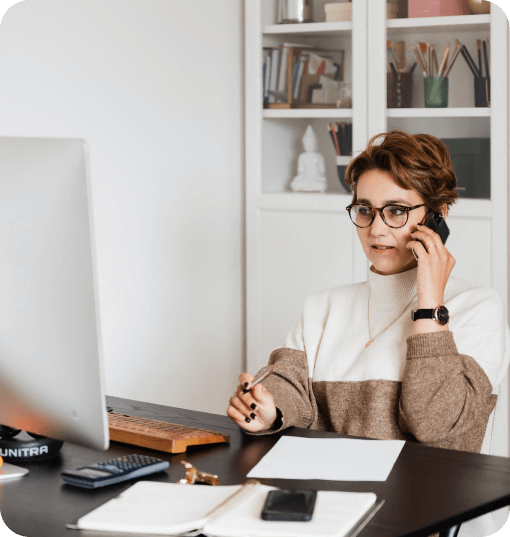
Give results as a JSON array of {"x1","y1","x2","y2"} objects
[
  {"x1": 261, "y1": 489, "x2": 317, "y2": 521},
  {"x1": 412, "y1": 212, "x2": 450, "y2": 260},
  {"x1": 424, "y1": 212, "x2": 450, "y2": 245}
]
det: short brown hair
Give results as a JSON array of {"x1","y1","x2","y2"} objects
[{"x1": 344, "y1": 130, "x2": 459, "y2": 214}]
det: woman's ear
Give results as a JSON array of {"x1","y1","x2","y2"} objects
[{"x1": 440, "y1": 204, "x2": 448, "y2": 218}]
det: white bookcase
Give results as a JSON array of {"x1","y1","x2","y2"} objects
[{"x1": 245, "y1": 0, "x2": 509, "y2": 456}]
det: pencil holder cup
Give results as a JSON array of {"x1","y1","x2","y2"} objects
[
  {"x1": 336, "y1": 155, "x2": 351, "y2": 191},
  {"x1": 474, "y1": 77, "x2": 490, "y2": 107},
  {"x1": 424, "y1": 77, "x2": 448, "y2": 108},
  {"x1": 387, "y1": 71, "x2": 413, "y2": 108}
]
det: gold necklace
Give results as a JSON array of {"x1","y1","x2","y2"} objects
[{"x1": 366, "y1": 287, "x2": 417, "y2": 347}]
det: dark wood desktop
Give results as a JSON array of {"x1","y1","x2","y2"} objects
[{"x1": 1, "y1": 395, "x2": 510, "y2": 537}]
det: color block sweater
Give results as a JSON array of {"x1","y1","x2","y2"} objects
[{"x1": 253, "y1": 266, "x2": 510, "y2": 537}]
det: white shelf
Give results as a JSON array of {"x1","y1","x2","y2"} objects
[
  {"x1": 263, "y1": 21, "x2": 352, "y2": 37},
  {"x1": 263, "y1": 108, "x2": 353, "y2": 119},
  {"x1": 264, "y1": 108, "x2": 491, "y2": 119},
  {"x1": 263, "y1": 15, "x2": 489, "y2": 38},
  {"x1": 387, "y1": 107, "x2": 491, "y2": 118},
  {"x1": 257, "y1": 193, "x2": 492, "y2": 217},
  {"x1": 387, "y1": 14, "x2": 490, "y2": 35}
]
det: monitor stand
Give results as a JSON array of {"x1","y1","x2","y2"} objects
[{"x1": 0, "y1": 426, "x2": 64, "y2": 464}]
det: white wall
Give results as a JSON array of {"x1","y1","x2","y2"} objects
[{"x1": 0, "y1": 0, "x2": 244, "y2": 414}]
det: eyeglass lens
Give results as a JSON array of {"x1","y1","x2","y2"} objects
[{"x1": 350, "y1": 205, "x2": 408, "y2": 228}]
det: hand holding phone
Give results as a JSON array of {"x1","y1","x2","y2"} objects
[{"x1": 407, "y1": 210, "x2": 456, "y2": 316}]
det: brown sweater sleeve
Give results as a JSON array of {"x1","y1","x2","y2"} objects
[
  {"x1": 247, "y1": 347, "x2": 317, "y2": 436},
  {"x1": 398, "y1": 331, "x2": 497, "y2": 453}
]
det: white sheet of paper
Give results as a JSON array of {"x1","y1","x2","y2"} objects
[{"x1": 246, "y1": 437, "x2": 405, "y2": 481}]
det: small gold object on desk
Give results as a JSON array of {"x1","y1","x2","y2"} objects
[{"x1": 178, "y1": 460, "x2": 220, "y2": 486}]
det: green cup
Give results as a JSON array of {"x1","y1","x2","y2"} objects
[{"x1": 424, "y1": 77, "x2": 448, "y2": 108}]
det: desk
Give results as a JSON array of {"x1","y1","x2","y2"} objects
[{"x1": 1, "y1": 395, "x2": 510, "y2": 537}]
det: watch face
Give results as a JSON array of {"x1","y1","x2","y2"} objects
[{"x1": 435, "y1": 305, "x2": 449, "y2": 325}]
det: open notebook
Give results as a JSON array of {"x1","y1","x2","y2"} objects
[{"x1": 67, "y1": 479, "x2": 382, "y2": 537}]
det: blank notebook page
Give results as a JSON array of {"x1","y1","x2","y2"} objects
[
  {"x1": 204, "y1": 487, "x2": 377, "y2": 537},
  {"x1": 75, "y1": 481, "x2": 242, "y2": 535}
]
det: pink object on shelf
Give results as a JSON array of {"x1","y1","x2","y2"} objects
[{"x1": 408, "y1": 0, "x2": 470, "y2": 17}]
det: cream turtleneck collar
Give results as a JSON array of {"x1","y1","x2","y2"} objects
[{"x1": 368, "y1": 264, "x2": 418, "y2": 306}]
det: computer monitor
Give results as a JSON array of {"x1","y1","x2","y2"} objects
[{"x1": 0, "y1": 136, "x2": 109, "y2": 453}]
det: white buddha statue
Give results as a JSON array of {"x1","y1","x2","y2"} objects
[{"x1": 290, "y1": 125, "x2": 327, "y2": 193}]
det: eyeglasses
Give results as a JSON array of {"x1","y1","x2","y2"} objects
[{"x1": 345, "y1": 203, "x2": 427, "y2": 229}]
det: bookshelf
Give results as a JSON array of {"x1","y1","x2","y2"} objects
[{"x1": 245, "y1": 0, "x2": 509, "y2": 458}]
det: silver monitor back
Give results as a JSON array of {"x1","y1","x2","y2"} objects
[{"x1": 0, "y1": 137, "x2": 108, "y2": 451}]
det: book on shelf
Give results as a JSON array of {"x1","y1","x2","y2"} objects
[
  {"x1": 263, "y1": 45, "x2": 345, "y2": 109},
  {"x1": 263, "y1": 54, "x2": 268, "y2": 103},
  {"x1": 67, "y1": 479, "x2": 383, "y2": 537},
  {"x1": 277, "y1": 46, "x2": 290, "y2": 92},
  {"x1": 328, "y1": 122, "x2": 353, "y2": 156},
  {"x1": 279, "y1": 42, "x2": 316, "y2": 95},
  {"x1": 263, "y1": 51, "x2": 271, "y2": 103},
  {"x1": 292, "y1": 54, "x2": 308, "y2": 101},
  {"x1": 264, "y1": 42, "x2": 315, "y2": 103},
  {"x1": 268, "y1": 48, "x2": 280, "y2": 103}
]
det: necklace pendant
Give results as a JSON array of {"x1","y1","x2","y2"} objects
[{"x1": 366, "y1": 339, "x2": 373, "y2": 347}]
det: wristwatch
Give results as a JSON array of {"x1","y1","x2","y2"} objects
[{"x1": 411, "y1": 305, "x2": 450, "y2": 325}]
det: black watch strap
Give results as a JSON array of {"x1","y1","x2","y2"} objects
[{"x1": 411, "y1": 309, "x2": 434, "y2": 321}]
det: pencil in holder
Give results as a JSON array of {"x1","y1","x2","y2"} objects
[
  {"x1": 474, "y1": 77, "x2": 490, "y2": 107},
  {"x1": 387, "y1": 71, "x2": 413, "y2": 108},
  {"x1": 424, "y1": 77, "x2": 448, "y2": 108}
]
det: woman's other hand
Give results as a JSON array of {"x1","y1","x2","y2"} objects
[{"x1": 226, "y1": 373, "x2": 277, "y2": 432}]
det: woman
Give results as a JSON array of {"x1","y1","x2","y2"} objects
[{"x1": 227, "y1": 130, "x2": 510, "y2": 536}]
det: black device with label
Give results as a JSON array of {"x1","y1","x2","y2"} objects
[
  {"x1": 61, "y1": 454, "x2": 169, "y2": 489},
  {"x1": 261, "y1": 489, "x2": 317, "y2": 521}
]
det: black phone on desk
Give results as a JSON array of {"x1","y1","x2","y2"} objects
[
  {"x1": 424, "y1": 211, "x2": 450, "y2": 245},
  {"x1": 261, "y1": 489, "x2": 317, "y2": 521}
]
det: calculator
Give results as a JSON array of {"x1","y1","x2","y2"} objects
[{"x1": 61, "y1": 454, "x2": 170, "y2": 488}]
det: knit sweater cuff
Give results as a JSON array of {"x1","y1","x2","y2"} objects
[{"x1": 406, "y1": 330, "x2": 458, "y2": 359}]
